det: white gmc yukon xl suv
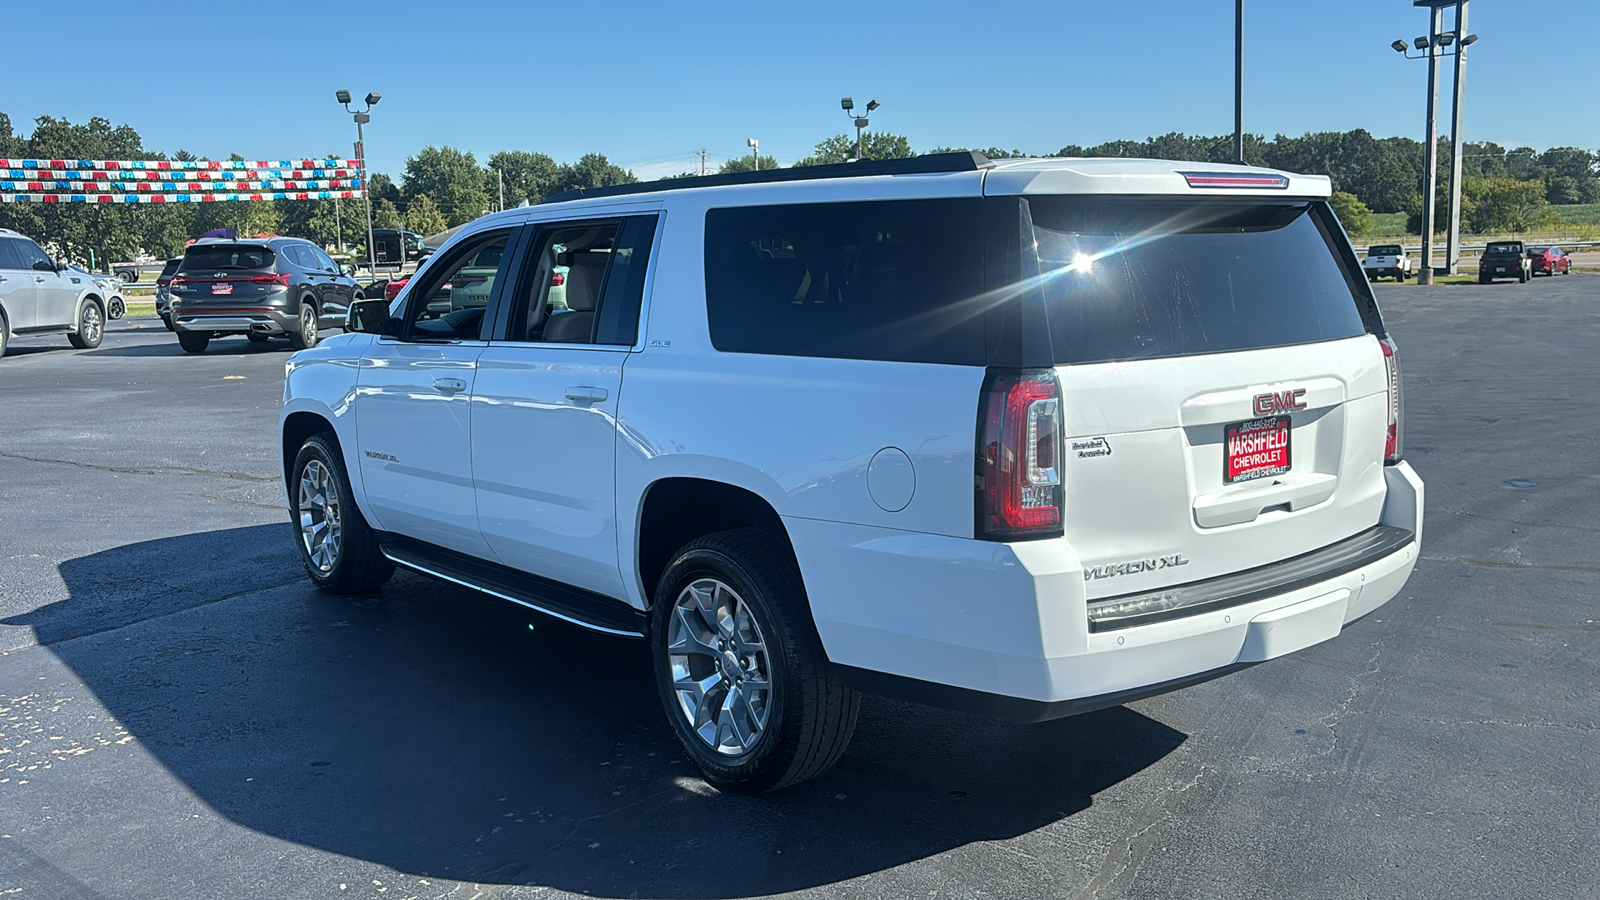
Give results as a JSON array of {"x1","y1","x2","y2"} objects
[{"x1": 280, "y1": 154, "x2": 1423, "y2": 792}]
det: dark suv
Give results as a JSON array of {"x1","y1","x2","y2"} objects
[{"x1": 169, "y1": 237, "x2": 361, "y2": 353}]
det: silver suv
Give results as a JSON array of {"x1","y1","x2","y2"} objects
[{"x1": 0, "y1": 227, "x2": 108, "y2": 357}]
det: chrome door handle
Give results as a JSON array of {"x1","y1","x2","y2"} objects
[
  {"x1": 564, "y1": 386, "x2": 608, "y2": 403},
  {"x1": 432, "y1": 377, "x2": 467, "y2": 394}
]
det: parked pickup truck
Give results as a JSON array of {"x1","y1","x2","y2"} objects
[
  {"x1": 1478, "y1": 241, "x2": 1530, "y2": 284},
  {"x1": 1362, "y1": 244, "x2": 1413, "y2": 282}
]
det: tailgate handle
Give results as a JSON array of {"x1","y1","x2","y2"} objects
[{"x1": 1193, "y1": 472, "x2": 1338, "y2": 528}]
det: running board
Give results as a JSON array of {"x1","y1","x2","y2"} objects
[{"x1": 379, "y1": 538, "x2": 646, "y2": 638}]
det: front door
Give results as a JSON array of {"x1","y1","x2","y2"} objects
[
  {"x1": 308, "y1": 245, "x2": 354, "y2": 325},
  {"x1": 355, "y1": 226, "x2": 519, "y2": 559},
  {"x1": 472, "y1": 214, "x2": 658, "y2": 600}
]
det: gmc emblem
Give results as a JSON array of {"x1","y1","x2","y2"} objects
[{"x1": 1253, "y1": 389, "x2": 1307, "y2": 416}]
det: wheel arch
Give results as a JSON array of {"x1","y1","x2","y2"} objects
[{"x1": 635, "y1": 477, "x2": 798, "y2": 612}]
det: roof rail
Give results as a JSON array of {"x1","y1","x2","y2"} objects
[{"x1": 540, "y1": 151, "x2": 995, "y2": 205}]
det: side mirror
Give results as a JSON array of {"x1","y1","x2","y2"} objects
[
  {"x1": 339, "y1": 263, "x2": 354, "y2": 277},
  {"x1": 34, "y1": 259, "x2": 57, "y2": 273},
  {"x1": 347, "y1": 298, "x2": 397, "y2": 336}
]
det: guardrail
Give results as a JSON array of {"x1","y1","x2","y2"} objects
[{"x1": 1378, "y1": 240, "x2": 1600, "y2": 255}]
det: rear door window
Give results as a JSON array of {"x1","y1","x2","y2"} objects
[
  {"x1": 0, "y1": 239, "x2": 22, "y2": 271},
  {"x1": 1025, "y1": 199, "x2": 1372, "y2": 364},
  {"x1": 704, "y1": 199, "x2": 985, "y2": 365}
]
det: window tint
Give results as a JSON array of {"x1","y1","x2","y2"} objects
[
  {"x1": 309, "y1": 246, "x2": 338, "y2": 271},
  {"x1": 159, "y1": 259, "x2": 182, "y2": 278},
  {"x1": 1368, "y1": 245, "x2": 1402, "y2": 256},
  {"x1": 0, "y1": 240, "x2": 23, "y2": 270},
  {"x1": 704, "y1": 199, "x2": 984, "y2": 364},
  {"x1": 12, "y1": 239, "x2": 52, "y2": 271},
  {"x1": 404, "y1": 230, "x2": 512, "y2": 340},
  {"x1": 180, "y1": 245, "x2": 274, "y2": 271},
  {"x1": 1485, "y1": 242, "x2": 1521, "y2": 254},
  {"x1": 1027, "y1": 199, "x2": 1370, "y2": 364},
  {"x1": 594, "y1": 216, "x2": 659, "y2": 346}
]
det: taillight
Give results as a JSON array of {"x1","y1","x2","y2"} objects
[
  {"x1": 157, "y1": 277, "x2": 172, "y2": 287},
  {"x1": 1379, "y1": 336, "x2": 1403, "y2": 464},
  {"x1": 551, "y1": 272, "x2": 566, "y2": 287},
  {"x1": 251, "y1": 273, "x2": 291, "y2": 286},
  {"x1": 170, "y1": 274, "x2": 189, "y2": 286},
  {"x1": 385, "y1": 278, "x2": 408, "y2": 300},
  {"x1": 977, "y1": 369, "x2": 1064, "y2": 540}
]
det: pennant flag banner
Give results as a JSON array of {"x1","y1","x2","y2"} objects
[
  {"x1": 1, "y1": 191, "x2": 364, "y2": 204},
  {"x1": 0, "y1": 159, "x2": 364, "y2": 202}
]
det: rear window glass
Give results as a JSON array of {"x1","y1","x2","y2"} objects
[
  {"x1": 704, "y1": 199, "x2": 984, "y2": 364},
  {"x1": 159, "y1": 259, "x2": 182, "y2": 277},
  {"x1": 180, "y1": 245, "x2": 274, "y2": 271},
  {"x1": 1026, "y1": 199, "x2": 1370, "y2": 365},
  {"x1": 1368, "y1": 245, "x2": 1403, "y2": 256},
  {"x1": 1485, "y1": 242, "x2": 1522, "y2": 254}
]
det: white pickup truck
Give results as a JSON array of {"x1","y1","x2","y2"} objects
[{"x1": 1362, "y1": 244, "x2": 1413, "y2": 282}]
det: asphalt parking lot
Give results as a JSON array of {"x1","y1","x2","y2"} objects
[{"x1": 1, "y1": 278, "x2": 1596, "y2": 899}]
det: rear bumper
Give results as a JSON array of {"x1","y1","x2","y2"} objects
[
  {"x1": 1364, "y1": 267, "x2": 1404, "y2": 278},
  {"x1": 791, "y1": 461, "x2": 1423, "y2": 721},
  {"x1": 173, "y1": 306, "x2": 297, "y2": 334}
]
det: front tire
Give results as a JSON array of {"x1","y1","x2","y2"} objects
[
  {"x1": 651, "y1": 528, "x2": 859, "y2": 793},
  {"x1": 68, "y1": 300, "x2": 104, "y2": 349},
  {"x1": 176, "y1": 330, "x2": 210, "y2": 354},
  {"x1": 289, "y1": 303, "x2": 319, "y2": 350},
  {"x1": 290, "y1": 433, "x2": 394, "y2": 594}
]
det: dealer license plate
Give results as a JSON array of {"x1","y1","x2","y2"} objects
[
  {"x1": 1496, "y1": 267, "x2": 1506, "y2": 273},
  {"x1": 1225, "y1": 416, "x2": 1291, "y2": 483},
  {"x1": 211, "y1": 282, "x2": 233, "y2": 295}
]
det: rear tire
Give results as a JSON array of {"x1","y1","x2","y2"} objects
[
  {"x1": 288, "y1": 303, "x2": 319, "y2": 350},
  {"x1": 176, "y1": 330, "x2": 210, "y2": 354},
  {"x1": 160, "y1": 314, "x2": 175, "y2": 332},
  {"x1": 290, "y1": 433, "x2": 394, "y2": 594},
  {"x1": 108, "y1": 298, "x2": 125, "y2": 319},
  {"x1": 651, "y1": 528, "x2": 859, "y2": 793},
  {"x1": 68, "y1": 300, "x2": 104, "y2": 349},
  {"x1": 0, "y1": 312, "x2": 9, "y2": 359}
]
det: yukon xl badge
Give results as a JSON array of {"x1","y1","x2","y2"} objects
[{"x1": 1085, "y1": 554, "x2": 1190, "y2": 581}]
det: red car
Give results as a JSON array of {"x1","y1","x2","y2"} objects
[
  {"x1": 1526, "y1": 245, "x2": 1572, "y2": 277},
  {"x1": 384, "y1": 276, "x2": 409, "y2": 300}
]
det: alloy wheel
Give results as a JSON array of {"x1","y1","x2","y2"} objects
[
  {"x1": 302, "y1": 307, "x2": 318, "y2": 345},
  {"x1": 666, "y1": 577, "x2": 774, "y2": 756},
  {"x1": 81, "y1": 304, "x2": 103, "y2": 345},
  {"x1": 297, "y1": 459, "x2": 343, "y2": 572}
]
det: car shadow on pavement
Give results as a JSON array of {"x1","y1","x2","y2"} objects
[
  {"x1": 87, "y1": 339, "x2": 297, "y2": 357},
  {"x1": 16, "y1": 525, "x2": 1188, "y2": 898}
]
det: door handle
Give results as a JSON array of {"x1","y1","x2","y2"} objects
[
  {"x1": 564, "y1": 386, "x2": 608, "y2": 403},
  {"x1": 35, "y1": 275, "x2": 46, "y2": 282},
  {"x1": 432, "y1": 377, "x2": 467, "y2": 394}
]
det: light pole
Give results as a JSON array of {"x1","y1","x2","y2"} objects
[
  {"x1": 1234, "y1": 0, "x2": 1244, "y2": 164},
  {"x1": 840, "y1": 97, "x2": 880, "y2": 161},
  {"x1": 748, "y1": 138, "x2": 760, "y2": 171},
  {"x1": 1392, "y1": 5, "x2": 1477, "y2": 283},
  {"x1": 337, "y1": 89, "x2": 381, "y2": 274}
]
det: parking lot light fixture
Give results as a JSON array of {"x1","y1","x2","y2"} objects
[
  {"x1": 338, "y1": 91, "x2": 382, "y2": 275},
  {"x1": 1460, "y1": 33, "x2": 1478, "y2": 45},
  {"x1": 1392, "y1": 39, "x2": 1409, "y2": 52},
  {"x1": 748, "y1": 138, "x2": 760, "y2": 171},
  {"x1": 841, "y1": 96, "x2": 880, "y2": 161}
]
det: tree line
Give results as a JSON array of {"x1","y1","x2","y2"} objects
[{"x1": 3, "y1": 109, "x2": 1596, "y2": 267}]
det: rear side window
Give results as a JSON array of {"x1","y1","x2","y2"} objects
[
  {"x1": 704, "y1": 199, "x2": 985, "y2": 365},
  {"x1": 0, "y1": 239, "x2": 22, "y2": 270},
  {"x1": 181, "y1": 245, "x2": 274, "y2": 271},
  {"x1": 159, "y1": 259, "x2": 182, "y2": 278},
  {"x1": 1026, "y1": 199, "x2": 1371, "y2": 365}
]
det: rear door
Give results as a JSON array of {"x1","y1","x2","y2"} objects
[
  {"x1": 0, "y1": 239, "x2": 39, "y2": 330},
  {"x1": 470, "y1": 212, "x2": 659, "y2": 599},
  {"x1": 308, "y1": 245, "x2": 354, "y2": 321},
  {"x1": 1019, "y1": 196, "x2": 1391, "y2": 595}
]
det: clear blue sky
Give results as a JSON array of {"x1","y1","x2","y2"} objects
[{"x1": 7, "y1": 0, "x2": 1597, "y2": 182}]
